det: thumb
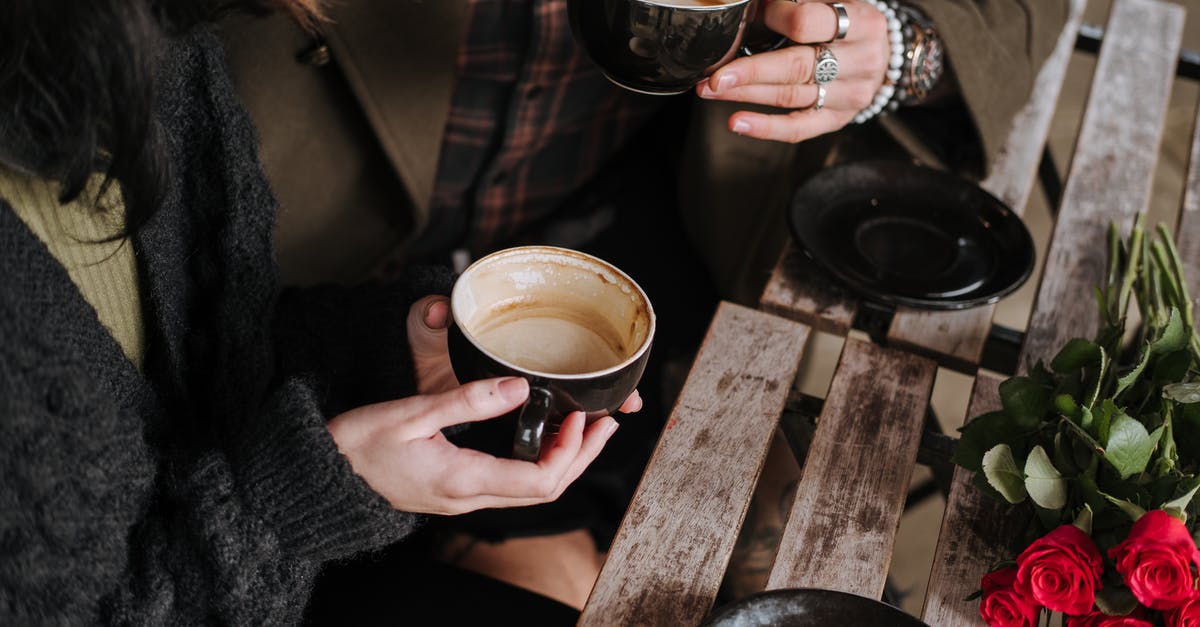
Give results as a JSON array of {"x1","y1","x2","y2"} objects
[{"x1": 407, "y1": 295, "x2": 450, "y2": 358}]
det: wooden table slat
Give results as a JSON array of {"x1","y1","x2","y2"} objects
[
  {"x1": 885, "y1": 0, "x2": 1087, "y2": 373},
  {"x1": 760, "y1": 242, "x2": 858, "y2": 335},
  {"x1": 579, "y1": 302, "x2": 810, "y2": 627},
  {"x1": 765, "y1": 338, "x2": 937, "y2": 596},
  {"x1": 1022, "y1": 0, "x2": 1185, "y2": 366},
  {"x1": 921, "y1": 374, "x2": 1030, "y2": 625}
]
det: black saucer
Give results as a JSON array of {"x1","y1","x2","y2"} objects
[
  {"x1": 701, "y1": 589, "x2": 929, "y2": 626},
  {"x1": 788, "y1": 161, "x2": 1035, "y2": 310}
]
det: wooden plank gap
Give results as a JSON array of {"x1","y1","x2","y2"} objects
[{"x1": 760, "y1": 241, "x2": 858, "y2": 336}]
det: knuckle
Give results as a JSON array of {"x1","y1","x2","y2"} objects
[
  {"x1": 460, "y1": 382, "x2": 494, "y2": 415},
  {"x1": 862, "y1": 6, "x2": 887, "y2": 36},
  {"x1": 850, "y1": 83, "x2": 876, "y2": 109},
  {"x1": 440, "y1": 475, "x2": 472, "y2": 500},
  {"x1": 785, "y1": 10, "x2": 807, "y2": 41},
  {"x1": 862, "y1": 43, "x2": 888, "y2": 75},
  {"x1": 775, "y1": 84, "x2": 808, "y2": 109},
  {"x1": 535, "y1": 475, "x2": 559, "y2": 499},
  {"x1": 788, "y1": 50, "x2": 812, "y2": 84}
]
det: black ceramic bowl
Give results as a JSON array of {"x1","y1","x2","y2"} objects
[
  {"x1": 788, "y1": 160, "x2": 1036, "y2": 310},
  {"x1": 702, "y1": 589, "x2": 930, "y2": 626}
]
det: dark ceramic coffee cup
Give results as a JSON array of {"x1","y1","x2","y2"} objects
[
  {"x1": 568, "y1": 0, "x2": 778, "y2": 95},
  {"x1": 448, "y1": 246, "x2": 656, "y2": 461}
]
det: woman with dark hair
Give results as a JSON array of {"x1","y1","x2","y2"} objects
[{"x1": 0, "y1": 1, "x2": 629, "y2": 623}]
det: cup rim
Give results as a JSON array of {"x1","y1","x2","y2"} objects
[
  {"x1": 450, "y1": 245, "x2": 657, "y2": 380},
  {"x1": 633, "y1": 0, "x2": 753, "y2": 9}
]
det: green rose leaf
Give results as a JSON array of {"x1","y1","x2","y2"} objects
[
  {"x1": 982, "y1": 444, "x2": 1027, "y2": 504},
  {"x1": 1115, "y1": 344, "x2": 1151, "y2": 399},
  {"x1": 1104, "y1": 414, "x2": 1165, "y2": 479},
  {"x1": 1150, "y1": 307, "x2": 1188, "y2": 355},
  {"x1": 1051, "y1": 338, "x2": 1103, "y2": 373},
  {"x1": 1161, "y1": 478, "x2": 1200, "y2": 523},
  {"x1": 1078, "y1": 474, "x2": 1107, "y2": 513},
  {"x1": 1073, "y1": 503, "x2": 1094, "y2": 535},
  {"x1": 953, "y1": 411, "x2": 1026, "y2": 472},
  {"x1": 1090, "y1": 347, "x2": 1111, "y2": 408},
  {"x1": 1102, "y1": 492, "x2": 1147, "y2": 522},
  {"x1": 1164, "y1": 383, "x2": 1200, "y2": 404},
  {"x1": 1000, "y1": 377, "x2": 1052, "y2": 430},
  {"x1": 1096, "y1": 400, "x2": 1120, "y2": 445},
  {"x1": 1024, "y1": 445, "x2": 1066, "y2": 510},
  {"x1": 1154, "y1": 350, "x2": 1193, "y2": 386}
]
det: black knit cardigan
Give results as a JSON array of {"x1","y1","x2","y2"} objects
[{"x1": 0, "y1": 28, "x2": 451, "y2": 624}]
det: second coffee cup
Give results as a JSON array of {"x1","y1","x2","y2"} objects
[
  {"x1": 568, "y1": 0, "x2": 777, "y2": 95},
  {"x1": 448, "y1": 246, "x2": 656, "y2": 461}
]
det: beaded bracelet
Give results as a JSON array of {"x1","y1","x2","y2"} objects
[{"x1": 852, "y1": 0, "x2": 903, "y2": 124}]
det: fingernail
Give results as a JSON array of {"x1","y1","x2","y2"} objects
[
  {"x1": 425, "y1": 300, "x2": 450, "y2": 329},
  {"x1": 606, "y1": 419, "x2": 620, "y2": 438},
  {"x1": 698, "y1": 83, "x2": 714, "y2": 98},
  {"x1": 732, "y1": 119, "x2": 751, "y2": 134},
  {"x1": 498, "y1": 377, "x2": 529, "y2": 403},
  {"x1": 716, "y1": 73, "x2": 737, "y2": 92}
]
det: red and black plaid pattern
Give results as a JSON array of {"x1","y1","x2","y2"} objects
[{"x1": 429, "y1": 0, "x2": 662, "y2": 253}]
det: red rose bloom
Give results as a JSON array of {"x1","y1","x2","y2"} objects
[
  {"x1": 1166, "y1": 595, "x2": 1200, "y2": 627},
  {"x1": 980, "y1": 568, "x2": 1039, "y2": 627},
  {"x1": 1109, "y1": 510, "x2": 1200, "y2": 610},
  {"x1": 1015, "y1": 524, "x2": 1104, "y2": 615},
  {"x1": 1067, "y1": 607, "x2": 1153, "y2": 626}
]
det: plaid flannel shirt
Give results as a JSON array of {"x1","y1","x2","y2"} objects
[{"x1": 425, "y1": 0, "x2": 662, "y2": 256}]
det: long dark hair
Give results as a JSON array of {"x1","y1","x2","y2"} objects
[{"x1": 0, "y1": 0, "x2": 321, "y2": 234}]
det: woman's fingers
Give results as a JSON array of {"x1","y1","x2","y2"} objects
[
  {"x1": 554, "y1": 415, "x2": 619, "y2": 495},
  {"x1": 710, "y1": 78, "x2": 876, "y2": 112},
  {"x1": 701, "y1": 40, "x2": 880, "y2": 96},
  {"x1": 402, "y1": 377, "x2": 530, "y2": 433},
  {"x1": 764, "y1": 0, "x2": 885, "y2": 45},
  {"x1": 444, "y1": 412, "x2": 618, "y2": 508},
  {"x1": 725, "y1": 108, "x2": 853, "y2": 143},
  {"x1": 618, "y1": 390, "x2": 643, "y2": 413}
]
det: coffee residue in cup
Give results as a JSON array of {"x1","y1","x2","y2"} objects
[{"x1": 471, "y1": 304, "x2": 627, "y2": 375}]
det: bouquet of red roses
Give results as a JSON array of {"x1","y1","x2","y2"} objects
[{"x1": 954, "y1": 219, "x2": 1200, "y2": 627}]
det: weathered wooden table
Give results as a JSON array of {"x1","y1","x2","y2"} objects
[{"x1": 578, "y1": 0, "x2": 1197, "y2": 624}]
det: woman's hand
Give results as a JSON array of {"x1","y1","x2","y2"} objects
[
  {"x1": 406, "y1": 295, "x2": 644, "y2": 412},
  {"x1": 328, "y1": 377, "x2": 620, "y2": 515},
  {"x1": 697, "y1": 0, "x2": 890, "y2": 143}
]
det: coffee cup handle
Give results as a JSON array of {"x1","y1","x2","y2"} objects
[
  {"x1": 739, "y1": 0, "x2": 790, "y2": 56},
  {"x1": 513, "y1": 386, "x2": 555, "y2": 461}
]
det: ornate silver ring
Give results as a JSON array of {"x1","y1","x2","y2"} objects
[
  {"x1": 829, "y1": 3, "x2": 850, "y2": 42},
  {"x1": 815, "y1": 84, "x2": 827, "y2": 111},
  {"x1": 813, "y1": 46, "x2": 839, "y2": 85}
]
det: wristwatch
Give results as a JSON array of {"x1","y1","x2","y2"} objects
[{"x1": 894, "y1": 5, "x2": 945, "y2": 107}]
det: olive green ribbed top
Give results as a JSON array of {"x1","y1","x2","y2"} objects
[{"x1": 0, "y1": 168, "x2": 145, "y2": 370}]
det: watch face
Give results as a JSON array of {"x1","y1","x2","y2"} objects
[
  {"x1": 915, "y1": 36, "x2": 944, "y2": 94},
  {"x1": 902, "y1": 24, "x2": 944, "y2": 104}
]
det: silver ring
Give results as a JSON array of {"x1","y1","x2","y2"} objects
[
  {"x1": 815, "y1": 84, "x2": 827, "y2": 111},
  {"x1": 813, "y1": 46, "x2": 838, "y2": 84},
  {"x1": 829, "y1": 3, "x2": 850, "y2": 42}
]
